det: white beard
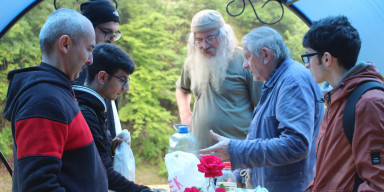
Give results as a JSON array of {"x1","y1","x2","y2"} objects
[{"x1": 186, "y1": 45, "x2": 231, "y2": 94}]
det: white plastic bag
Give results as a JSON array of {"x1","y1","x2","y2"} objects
[
  {"x1": 113, "y1": 130, "x2": 135, "y2": 181},
  {"x1": 165, "y1": 151, "x2": 205, "y2": 192}
]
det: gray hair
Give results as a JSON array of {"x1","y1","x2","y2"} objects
[
  {"x1": 242, "y1": 26, "x2": 290, "y2": 63},
  {"x1": 187, "y1": 23, "x2": 238, "y2": 57},
  {"x1": 39, "y1": 8, "x2": 90, "y2": 54}
]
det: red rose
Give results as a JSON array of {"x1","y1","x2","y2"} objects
[
  {"x1": 184, "y1": 187, "x2": 200, "y2": 192},
  {"x1": 197, "y1": 155, "x2": 225, "y2": 178},
  {"x1": 215, "y1": 188, "x2": 226, "y2": 192}
]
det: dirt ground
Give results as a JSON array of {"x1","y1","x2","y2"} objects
[
  {"x1": 135, "y1": 163, "x2": 169, "y2": 190},
  {"x1": 0, "y1": 163, "x2": 169, "y2": 192},
  {"x1": 0, "y1": 166, "x2": 12, "y2": 192}
]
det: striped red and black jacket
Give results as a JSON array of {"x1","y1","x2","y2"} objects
[{"x1": 3, "y1": 62, "x2": 108, "y2": 192}]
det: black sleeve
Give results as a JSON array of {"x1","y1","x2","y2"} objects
[{"x1": 81, "y1": 109, "x2": 150, "y2": 192}]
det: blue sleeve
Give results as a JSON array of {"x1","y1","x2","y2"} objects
[
  {"x1": 229, "y1": 81, "x2": 316, "y2": 168},
  {"x1": 17, "y1": 156, "x2": 66, "y2": 192},
  {"x1": 14, "y1": 107, "x2": 69, "y2": 192}
]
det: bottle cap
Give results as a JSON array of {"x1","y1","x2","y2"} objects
[
  {"x1": 223, "y1": 162, "x2": 231, "y2": 169},
  {"x1": 178, "y1": 126, "x2": 189, "y2": 133},
  {"x1": 173, "y1": 124, "x2": 188, "y2": 132}
]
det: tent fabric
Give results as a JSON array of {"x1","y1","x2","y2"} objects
[
  {"x1": 0, "y1": 0, "x2": 383, "y2": 73},
  {"x1": 283, "y1": 0, "x2": 384, "y2": 75},
  {"x1": 0, "y1": 0, "x2": 43, "y2": 38}
]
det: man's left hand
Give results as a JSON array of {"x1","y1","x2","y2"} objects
[{"x1": 199, "y1": 130, "x2": 230, "y2": 160}]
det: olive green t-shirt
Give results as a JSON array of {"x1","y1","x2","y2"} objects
[{"x1": 176, "y1": 47, "x2": 263, "y2": 149}]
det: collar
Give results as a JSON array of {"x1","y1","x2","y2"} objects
[
  {"x1": 72, "y1": 85, "x2": 106, "y2": 112},
  {"x1": 263, "y1": 57, "x2": 292, "y2": 88},
  {"x1": 321, "y1": 62, "x2": 372, "y2": 92},
  {"x1": 40, "y1": 62, "x2": 69, "y2": 79}
]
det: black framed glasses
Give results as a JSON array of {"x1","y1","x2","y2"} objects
[
  {"x1": 194, "y1": 31, "x2": 220, "y2": 47},
  {"x1": 98, "y1": 26, "x2": 123, "y2": 41},
  {"x1": 301, "y1": 52, "x2": 324, "y2": 64},
  {"x1": 109, "y1": 74, "x2": 130, "y2": 89}
]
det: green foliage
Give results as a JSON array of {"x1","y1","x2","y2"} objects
[
  {"x1": 116, "y1": 12, "x2": 184, "y2": 164},
  {"x1": 0, "y1": 0, "x2": 309, "y2": 177},
  {"x1": 0, "y1": 127, "x2": 12, "y2": 159}
]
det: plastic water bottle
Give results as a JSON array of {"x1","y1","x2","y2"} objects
[
  {"x1": 168, "y1": 124, "x2": 199, "y2": 157},
  {"x1": 216, "y1": 162, "x2": 236, "y2": 192}
]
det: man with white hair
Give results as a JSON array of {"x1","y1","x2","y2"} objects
[
  {"x1": 176, "y1": 10, "x2": 263, "y2": 150},
  {"x1": 200, "y1": 26, "x2": 324, "y2": 191},
  {"x1": 3, "y1": 9, "x2": 108, "y2": 191}
]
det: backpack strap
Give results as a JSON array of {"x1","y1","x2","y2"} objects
[
  {"x1": 343, "y1": 81, "x2": 384, "y2": 144},
  {"x1": 343, "y1": 81, "x2": 384, "y2": 192}
]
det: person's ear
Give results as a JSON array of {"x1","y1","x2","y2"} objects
[
  {"x1": 262, "y1": 47, "x2": 272, "y2": 64},
  {"x1": 97, "y1": 71, "x2": 108, "y2": 85},
  {"x1": 58, "y1": 35, "x2": 72, "y2": 54},
  {"x1": 323, "y1": 52, "x2": 334, "y2": 67}
]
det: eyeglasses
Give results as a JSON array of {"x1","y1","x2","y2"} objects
[
  {"x1": 109, "y1": 74, "x2": 130, "y2": 89},
  {"x1": 194, "y1": 31, "x2": 220, "y2": 47},
  {"x1": 97, "y1": 26, "x2": 123, "y2": 41},
  {"x1": 301, "y1": 52, "x2": 324, "y2": 63}
]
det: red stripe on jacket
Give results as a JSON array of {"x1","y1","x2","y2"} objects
[{"x1": 15, "y1": 111, "x2": 94, "y2": 159}]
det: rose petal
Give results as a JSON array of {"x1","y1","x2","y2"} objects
[
  {"x1": 184, "y1": 187, "x2": 200, "y2": 192},
  {"x1": 198, "y1": 155, "x2": 225, "y2": 177}
]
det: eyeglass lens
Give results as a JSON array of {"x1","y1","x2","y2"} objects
[
  {"x1": 110, "y1": 74, "x2": 130, "y2": 89},
  {"x1": 99, "y1": 26, "x2": 122, "y2": 41},
  {"x1": 194, "y1": 32, "x2": 219, "y2": 46}
]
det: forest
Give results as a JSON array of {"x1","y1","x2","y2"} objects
[{"x1": 0, "y1": 0, "x2": 308, "y2": 184}]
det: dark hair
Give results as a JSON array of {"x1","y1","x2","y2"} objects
[
  {"x1": 302, "y1": 15, "x2": 361, "y2": 70},
  {"x1": 87, "y1": 43, "x2": 135, "y2": 84}
]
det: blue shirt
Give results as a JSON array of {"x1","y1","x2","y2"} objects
[{"x1": 229, "y1": 58, "x2": 324, "y2": 192}]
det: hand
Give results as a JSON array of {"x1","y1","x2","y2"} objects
[
  {"x1": 180, "y1": 111, "x2": 192, "y2": 126},
  {"x1": 111, "y1": 137, "x2": 124, "y2": 154},
  {"x1": 199, "y1": 130, "x2": 230, "y2": 160}
]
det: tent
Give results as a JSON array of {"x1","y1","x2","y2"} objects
[
  {"x1": 0, "y1": 0, "x2": 43, "y2": 38},
  {"x1": 0, "y1": 0, "x2": 383, "y2": 179},
  {"x1": 282, "y1": 0, "x2": 384, "y2": 74},
  {"x1": 0, "y1": 0, "x2": 383, "y2": 73}
]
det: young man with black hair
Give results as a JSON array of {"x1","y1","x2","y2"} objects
[
  {"x1": 80, "y1": 0, "x2": 122, "y2": 44},
  {"x1": 73, "y1": 0, "x2": 124, "y2": 141},
  {"x1": 73, "y1": 43, "x2": 150, "y2": 192},
  {"x1": 303, "y1": 15, "x2": 384, "y2": 191}
]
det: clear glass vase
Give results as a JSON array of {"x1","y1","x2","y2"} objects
[{"x1": 201, "y1": 177, "x2": 216, "y2": 192}]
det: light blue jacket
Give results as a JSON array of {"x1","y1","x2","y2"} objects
[{"x1": 229, "y1": 58, "x2": 324, "y2": 192}]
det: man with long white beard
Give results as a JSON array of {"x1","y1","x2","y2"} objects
[{"x1": 176, "y1": 10, "x2": 263, "y2": 149}]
